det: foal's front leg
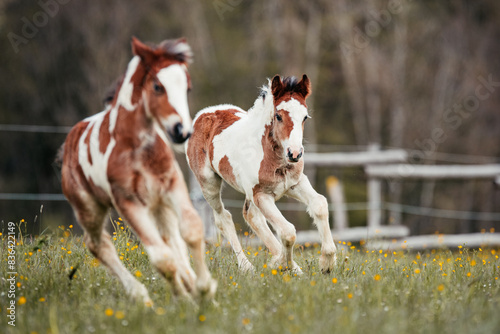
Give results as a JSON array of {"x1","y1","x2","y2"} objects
[
  {"x1": 115, "y1": 199, "x2": 195, "y2": 300},
  {"x1": 286, "y1": 174, "x2": 337, "y2": 273},
  {"x1": 154, "y1": 205, "x2": 196, "y2": 290},
  {"x1": 252, "y1": 192, "x2": 302, "y2": 274}
]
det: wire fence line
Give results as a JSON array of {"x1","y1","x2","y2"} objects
[
  {"x1": 0, "y1": 193, "x2": 67, "y2": 201},
  {"x1": 0, "y1": 124, "x2": 72, "y2": 134},
  {"x1": 1, "y1": 123, "x2": 499, "y2": 164},
  {"x1": 2, "y1": 193, "x2": 500, "y2": 222},
  {"x1": 1, "y1": 123, "x2": 499, "y2": 225}
]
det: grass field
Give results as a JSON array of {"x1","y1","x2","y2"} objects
[{"x1": 1, "y1": 220, "x2": 499, "y2": 334}]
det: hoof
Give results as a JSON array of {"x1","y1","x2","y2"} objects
[
  {"x1": 197, "y1": 277, "x2": 218, "y2": 300},
  {"x1": 319, "y1": 250, "x2": 337, "y2": 274},
  {"x1": 269, "y1": 255, "x2": 302, "y2": 275},
  {"x1": 291, "y1": 264, "x2": 303, "y2": 276},
  {"x1": 238, "y1": 260, "x2": 255, "y2": 273},
  {"x1": 127, "y1": 283, "x2": 152, "y2": 305},
  {"x1": 144, "y1": 299, "x2": 154, "y2": 308}
]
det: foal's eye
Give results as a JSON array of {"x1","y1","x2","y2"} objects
[
  {"x1": 153, "y1": 82, "x2": 164, "y2": 94},
  {"x1": 275, "y1": 113, "x2": 282, "y2": 122}
]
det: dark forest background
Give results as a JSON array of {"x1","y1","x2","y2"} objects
[{"x1": 1, "y1": 0, "x2": 499, "y2": 235}]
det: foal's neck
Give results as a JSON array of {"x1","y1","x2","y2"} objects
[
  {"x1": 112, "y1": 101, "x2": 155, "y2": 145},
  {"x1": 247, "y1": 97, "x2": 273, "y2": 127}
]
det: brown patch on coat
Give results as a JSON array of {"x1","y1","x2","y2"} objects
[
  {"x1": 218, "y1": 155, "x2": 236, "y2": 187},
  {"x1": 129, "y1": 63, "x2": 148, "y2": 106},
  {"x1": 99, "y1": 112, "x2": 111, "y2": 154},
  {"x1": 274, "y1": 109, "x2": 294, "y2": 144},
  {"x1": 84, "y1": 124, "x2": 94, "y2": 165},
  {"x1": 187, "y1": 109, "x2": 242, "y2": 176},
  {"x1": 142, "y1": 134, "x2": 174, "y2": 177},
  {"x1": 253, "y1": 123, "x2": 304, "y2": 197}
]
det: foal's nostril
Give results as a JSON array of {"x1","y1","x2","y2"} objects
[
  {"x1": 173, "y1": 123, "x2": 183, "y2": 138},
  {"x1": 170, "y1": 123, "x2": 190, "y2": 144},
  {"x1": 287, "y1": 148, "x2": 303, "y2": 162}
]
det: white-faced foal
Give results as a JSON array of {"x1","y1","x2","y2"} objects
[
  {"x1": 60, "y1": 37, "x2": 216, "y2": 304},
  {"x1": 187, "y1": 75, "x2": 337, "y2": 274}
]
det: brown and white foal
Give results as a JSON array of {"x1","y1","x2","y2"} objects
[
  {"x1": 60, "y1": 37, "x2": 216, "y2": 303},
  {"x1": 187, "y1": 75, "x2": 337, "y2": 274}
]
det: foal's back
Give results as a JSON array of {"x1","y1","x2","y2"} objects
[{"x1": 187, "y1": 105, "x2": 253, "y2": 193}]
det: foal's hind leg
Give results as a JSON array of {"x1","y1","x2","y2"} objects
[
  {"x1": 197, "y1": 172, "x2": 254, "y2": 272},
  {"x1": 74, "y1": 202, "x2": 151, "y2": 303}
]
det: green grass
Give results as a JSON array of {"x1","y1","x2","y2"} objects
[{"x1": 1, "y1": 221, "x2": 499, "y2": 334}]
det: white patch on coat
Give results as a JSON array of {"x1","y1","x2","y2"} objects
[
  {"x1": 78, "y1": 110, "x2": 116, "y2": 197},
  {"x1": 116, "y1": 56, "x2": 141, "y2": 112},
  {"x1": 157, "y1": 64, "x2": 191, "y2": 135},
  {"x1": 206, "y1": 104, "x2": 268, "y2": 195}
]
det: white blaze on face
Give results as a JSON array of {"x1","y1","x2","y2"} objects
[
  {"x1": 157, "y1": 64, "x2": 191, "y2": 136},
  {"x1": 276, "y1": 98, "x2": 308, "y2": 158}
]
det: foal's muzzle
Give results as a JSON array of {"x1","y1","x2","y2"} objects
[
  {"x1": 287, "y1": 147, "x2": 303, "y2": 163},
  {"x1": 169, "y1": 122, "x2": 191, "y2": 144}
]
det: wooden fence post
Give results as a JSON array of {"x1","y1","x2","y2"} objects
[
  {"x1": 367, "y1": 144, "x2": 382, "y2": 229},
  {"x1": 326, "y1": 176, "x2": 348, "y2": 231}
]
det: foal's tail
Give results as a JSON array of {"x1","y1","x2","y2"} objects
[{"x1": 54, "y1": 143, "x2": 65, "y2": 168}]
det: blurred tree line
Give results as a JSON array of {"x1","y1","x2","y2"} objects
[{"x1": 0, "y1": 0, "x2": 499, "y2": 234}]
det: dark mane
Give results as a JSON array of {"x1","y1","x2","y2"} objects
[
  {"x1": 259, "y1": 87, "x2": 268, "y2": 99},
  {"x1": 281, "y1": 76, "x2": 299, "y2": 92},
  {"x1": 271, "y1": 75, "x2": 310, "y2": 100},
  {"x1": 103, "y1": 74, "x2": 124, "y2": 106},
  {"x1": 158, "y1": 39, "x2": 193, "y2": 64}
]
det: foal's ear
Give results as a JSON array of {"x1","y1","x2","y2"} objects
[
  {"x1": 271, "y1": 75, "x2": 283, "y2": 97},
  {"x1": 297, "y1": 74, "x2": 311, "y2": 99},
  {"x1": 131, "y1": 36, "x2": 154, "y2": 64}
]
